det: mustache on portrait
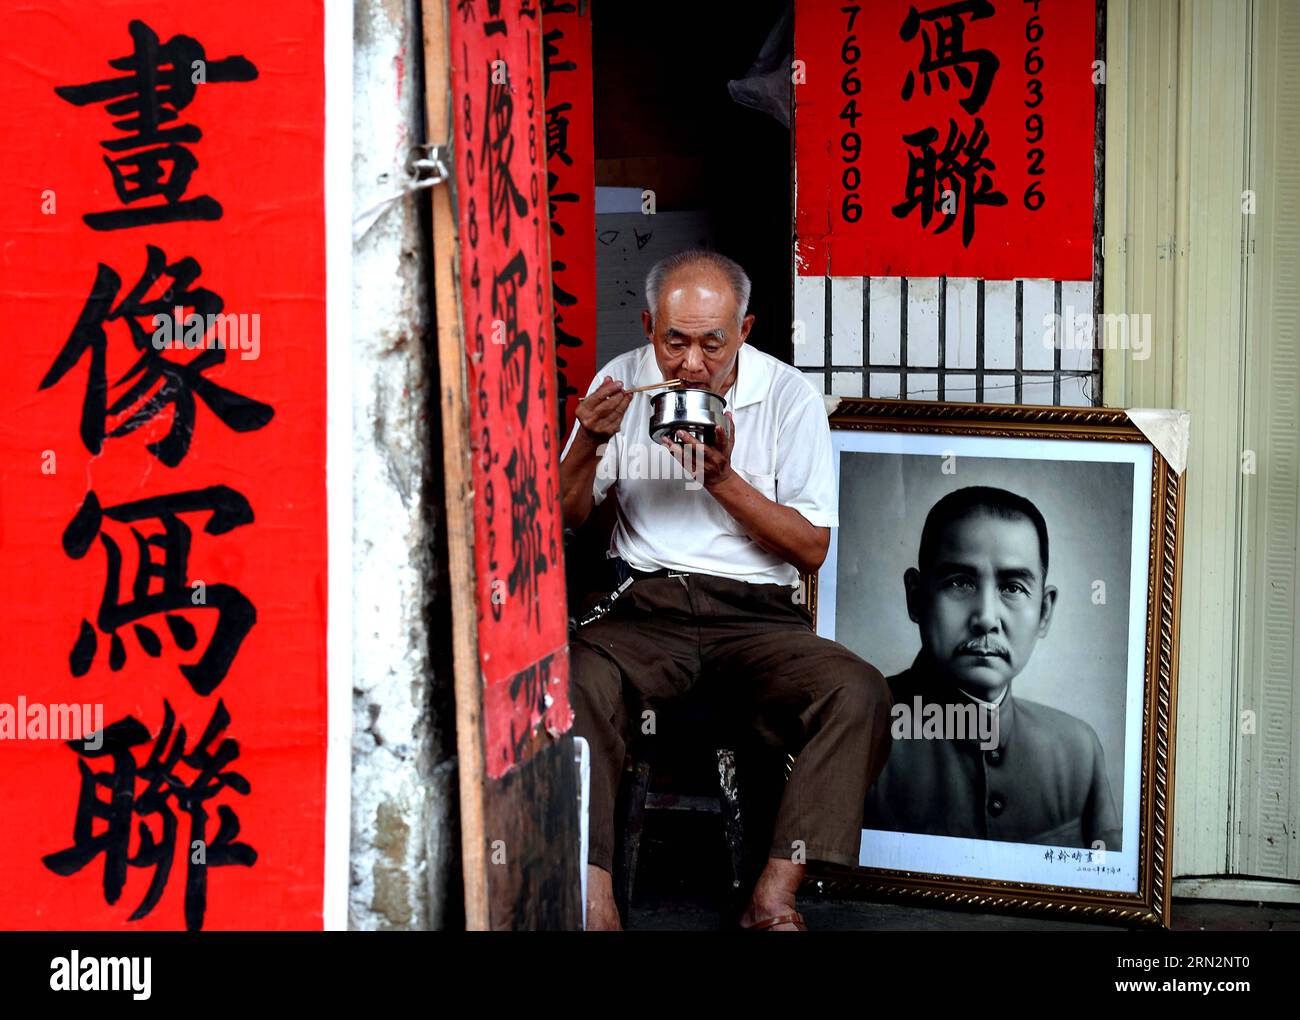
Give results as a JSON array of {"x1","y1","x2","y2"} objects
[{"x1": 955, "y1": 639, "x2": 1010, "y2": 660}]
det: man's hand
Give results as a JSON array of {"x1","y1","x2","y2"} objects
[
  {"x1": 576, "y1": 377, "x2": 632, "y2": 442},
  {"x1": 660, "y1": 411, "x2": 735, "y2": 491},
  {"x1": 663, "y1": 411, "x2": 829, "y2": 574}
]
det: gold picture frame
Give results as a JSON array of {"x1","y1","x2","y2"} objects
[{"x1": 802, "y1": 399, "x2": 1184, "y2": 929}]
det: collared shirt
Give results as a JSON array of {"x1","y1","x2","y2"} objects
[
  {"x1": 957, "y1": 684, "x2": 1009, "y2": 708},
  {"x1": 863, "y1": 655, "x2": 1124, "y2": 851},
  {"x1": 561, "y1": 342, "x2": 837, "y2": 586}
]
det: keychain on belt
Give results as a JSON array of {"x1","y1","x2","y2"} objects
[{"x1": 572, "y1": 575, "x2": 634, "y2": 630}]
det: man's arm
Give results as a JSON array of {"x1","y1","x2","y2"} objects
[
  {"x1": 559, "y1": 377, "x2": 631, "y2": 530},
  {"x1": 559, "y1": 428, "x2": 603, "y2": 530},
  {"x1": 707, "y1": 470, "x2": 830, "y2": 574},
  {"x1": 663, "y1": 415, "x2": 831, "y2": 575}
]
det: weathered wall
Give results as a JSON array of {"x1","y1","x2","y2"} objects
[{"x1": 350, "y1": 0, "x2": 458, "y2": 929}]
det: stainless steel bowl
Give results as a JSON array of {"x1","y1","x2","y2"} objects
[{"x1": 648, "y1": 386, "x2": 728, "y2": 445}]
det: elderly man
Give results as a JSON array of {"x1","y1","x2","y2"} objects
[{"x1": 560, "y1": 249, "x2": 892, "y2": 931}]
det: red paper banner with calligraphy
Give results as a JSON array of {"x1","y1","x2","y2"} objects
[
  {"x1": 542, "y1": 1, "x2": 597, "y2": 436},
  {"x1": 0, "y1": 1, "x2": 330, "y2": 929},
  {"x1": 448, "y1": 3, "x2": 573, "y2": 780},
  {"x1": 794, "y1": 0, "x2": 1096, "y2": 280}
]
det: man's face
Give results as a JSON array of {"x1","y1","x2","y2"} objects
[
  {"x1": 641, "y1": 268, "x2": 754, "y2": 393},
  {"x1": 904, "y1": 511, "x2": 1057, "y2": 699}
]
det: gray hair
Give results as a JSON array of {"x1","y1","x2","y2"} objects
[{"x1": 644, "y1": 249, "x2": 752, "y2": 328}]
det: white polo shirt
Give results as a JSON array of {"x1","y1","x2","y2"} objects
[{"x1": 561, "y1": 342, "x2": 838, "y2": 587}]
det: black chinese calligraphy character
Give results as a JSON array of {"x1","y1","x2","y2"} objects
[
  {"x1": 546, "y1": 169, "x2": 579, "y2": 237},
  {"x1": 485, "y1": 0, "x2": 508, "y2": 35},
  {"x1": 900, "y1": 1, "x2": 999, "y2": 115},
  {"x1": 55, "y1": 20, "x2": 258, "y2": 230},
  {"x1": 493, "y1": 251, "x2": 532, "y2": 428},
  {"x1": 480, "y1": 68, "x2": 530, "y2": 245},
  {"x1": 891, "y1": 117, "x2": 1007, "y2": 247},
  {"x1": 504, "y1": 436, "x2": 547, "y2": 626},
  {"x1": 543, "y1": 28, "x2": 576, "y2": 95},
  {"x1": 551, "y1": 263, "x2": 582, "y2": 429},
  {"x1": 43, "y1": 699, "x2": 256, "y2": 932},
  {"x1": 551, "y1": 268, "x2": 581, "y2": 344},
  {"x1": 63, "y1": 486, "x2": 257, "y2": 696},
  {"x1": 506, "y1": 650, "x2": 557, "y2": 765},
  {"x1": 546, "y1": 102, "x2": 573, "y2": 165},
  {"x1": 39, "y1": 246, "x2": 274, "y2": 466}
]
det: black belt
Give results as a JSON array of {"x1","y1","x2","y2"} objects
[
  {"x1": 606, "y1": 556, "x2": 691, "y2": 585},
  {"x1": 629, "y1": 566, "x2": 691, "y2": 581}
]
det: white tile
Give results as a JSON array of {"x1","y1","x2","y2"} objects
[
  {"x1": 830, "y1": 277, "x2": 864, "y2": 367},
  {"x1": 1021, "y1": 375, "x2": 1057, "y2": 406},
  {"x1": 905, "y1": 277, "x2": 940, "y2": 367},
  {"x1": 793, "y1": 275, "x2": 825, "y2": 367},
  {"x1": 1060, "y1": 281, "x2": 1094, "y2": 374},
  {"x1": 868, "y1": 277, "x2": 901, "y2": 367},
  {"x1": 945, "y1": 277, "x2": 979, "y2": 369},
  {"x1": 983, "y1": 373, "x2": 1017, "y2": 403},
  {"x1": 907, "y1": 373, "x2": 940, "y2": 400},
  {"x1": 983, "y1": 280, "x2": 1017, "y2": 370},
  {"x1": 831, "y1": 371, "x2": 863, "y2": 397},
  {"x1": 943, "y1": 373, "x2": 978, "y2": 403},
  {"x1": 868, "y1": 372, "x2": 900, "y2": 398},
  {"x1": 1060, "y1": 374, "x2": 1096, "y2": 406},
  {"x1": 1022, "y1": 280, "x2": 1057, "y2": 371}
]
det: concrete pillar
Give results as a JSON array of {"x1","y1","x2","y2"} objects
[{"x1": 349, "y1": 0, "x2": 457, "y2": 930}]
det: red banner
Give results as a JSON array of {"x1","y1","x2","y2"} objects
[
  {"x1": 448, "y1": 2, "x2": 573, "y2": 779},
  {"x1": 543, "y1": 2, "x2": 597, "y2": 436},
  {"x1": 0, "y1": 2, "x2": 330, "y2": 929},
  {"x1": 795, "y1": 0, "x2": 1096, "y2": 279}
]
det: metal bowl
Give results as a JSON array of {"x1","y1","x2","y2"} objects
[{"x1": 648, "y1": 386, "x2": 728, "y2": 445}]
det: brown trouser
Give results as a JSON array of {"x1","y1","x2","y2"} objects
[{"x1": 570, "y1": 570, "x2": 893, "y2": 873}]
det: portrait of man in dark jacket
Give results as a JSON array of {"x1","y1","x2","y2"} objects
[{"x1": 863, "y1": 485, "x2": 1123, "y2": 852}]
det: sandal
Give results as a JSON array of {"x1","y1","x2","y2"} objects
[{"x1": 742, "y1": 911, "x2": 808, "y2": 931}]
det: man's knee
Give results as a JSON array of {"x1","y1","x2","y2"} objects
[{"x1": 823, "y1": 651, "x2": 892, "y2": 731}]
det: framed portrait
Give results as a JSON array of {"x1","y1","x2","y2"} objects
[{"x1": 805, "y1": 400, "x2": 1185, "y2": 928}]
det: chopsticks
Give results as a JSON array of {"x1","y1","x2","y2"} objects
[{"x1": 623, "y1": 378, "x2": 684, "y2": 395}]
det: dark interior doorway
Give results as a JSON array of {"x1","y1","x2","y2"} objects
[
  {"x1": 585, "y1": 1, "x2": 796, "y2": 924},
  {"x1": 591, "y1": 0, "x2": 793, "y2": 361}
]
